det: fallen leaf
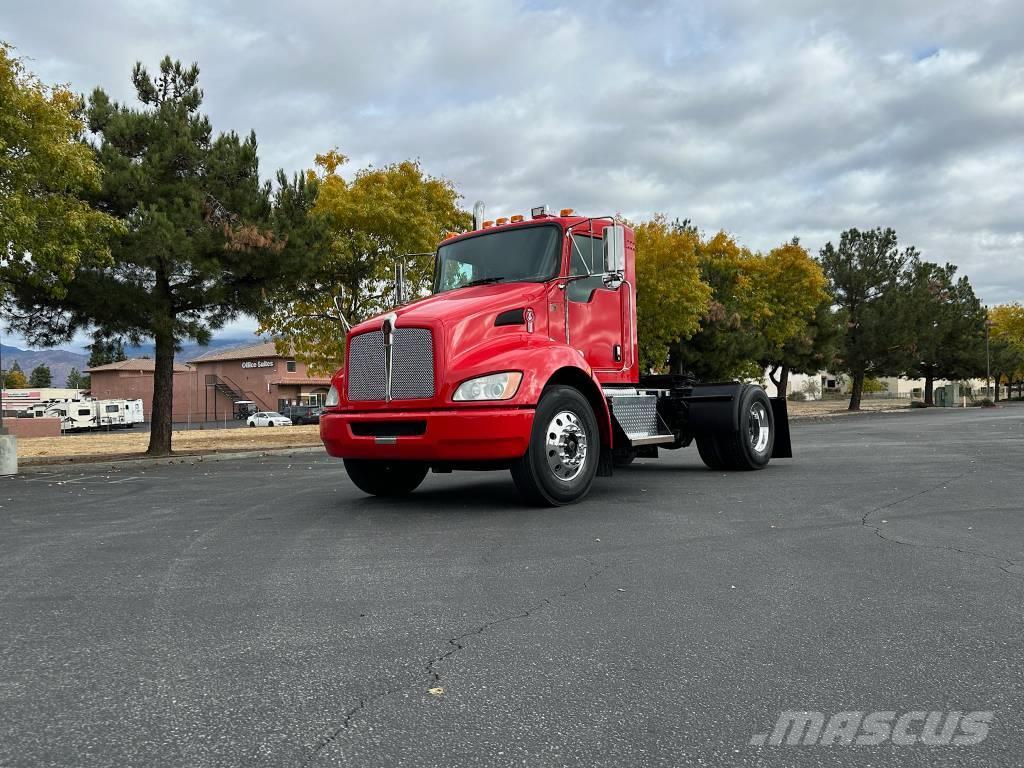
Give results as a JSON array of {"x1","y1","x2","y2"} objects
[{"x1": 428, "y1": 687, "x2": 444, "y2": 696}]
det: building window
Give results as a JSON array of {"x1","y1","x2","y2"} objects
[{"x1": 286, "y1": 360, "x2": 297, "y2": 373}]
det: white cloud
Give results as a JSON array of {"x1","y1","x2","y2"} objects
[{"x1": 4, "y1": 0, "x2": 1023, "y2": 351}]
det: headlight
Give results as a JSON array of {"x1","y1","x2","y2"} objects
[
  {"x1": 325, "y1": 384, "x2": 340, "y2": 407},
  {"x1": 453, "y1": 372, "x2": 523, "y2": 401}
]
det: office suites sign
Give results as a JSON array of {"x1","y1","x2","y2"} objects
[{"x1": 240, "y1": 360, "x2": 275, "y2": 370}]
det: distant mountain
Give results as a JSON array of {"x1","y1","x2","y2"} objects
[
  {"x1": 1, "y1": 344, "x2": 89, "y2": 389},
  {"x1": 1, "y1": 335, "x2": 264, "y2": 389},
  {"x1": 125, "y1": 336, "x2": 263, "y2": 362}
]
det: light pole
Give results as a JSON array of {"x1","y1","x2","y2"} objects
[{"x1": 985, "y1": 306, "x2": 992, "y2": 400}]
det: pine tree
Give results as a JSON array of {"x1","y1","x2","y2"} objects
[
  {"x1": 65, "y1": 368, "x2": 90, "y2": 389},
  {"x1": 5, "y1": 57, "x2": 314, "y2": 455},
  {"x1": 28, "y1": 364, "x2": 52, "y2": 388},
  {"x1": 819, "y1": 228, "x2": 916, "y2": 410},
  {"x1": 901, "y1": 260, "x2": 986, "y2": 404},
  {"x1": 87, "y1": 336, "x2": 127, "y2": 368}
]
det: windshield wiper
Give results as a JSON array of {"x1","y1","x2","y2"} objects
[{"x1": 462, "y1": 276, "x2": 505, "y2": 287}]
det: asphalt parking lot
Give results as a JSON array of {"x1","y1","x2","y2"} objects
[{"x1": 1, "y1": 406, "x2": 1022, "y2": 767}]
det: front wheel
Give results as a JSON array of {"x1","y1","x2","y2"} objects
[
  {"x1": 511, "y1": 385, "x2": 600, "y2": 506},
  {"x1": 343, "y1": 459, "x2": 428, "y2": 497}
]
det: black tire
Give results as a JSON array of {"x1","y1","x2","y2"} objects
[
  {"x1": 710, "y1": 385, "x2": 774, "y2": 470},
  {"x1": 696, "y1": 435, "x2": 727, "y2": 470},
  {"x1": 249, "y1": 423, "x2": 255, "y2": 428},
  {"x1": 511, "y1": 385, "x2": 600, "y2": 506},
  {"x1": 344, "y1": 458, "x2": 428, "y2": 497}
]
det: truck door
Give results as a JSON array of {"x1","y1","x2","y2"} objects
[{"x1": 566, "y1": 234, "x2": 624, "y2": 373}]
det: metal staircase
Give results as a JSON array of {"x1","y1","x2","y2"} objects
[
  {"x1": 203, "y1": 374, "x2": 264, "y2": 420},
  {"x1": 205, "y1": 374, "x2": 244, "y2": 404}
]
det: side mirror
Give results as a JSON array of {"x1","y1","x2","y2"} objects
[{"x1": 603, "y1": 224, "x2": 625, "y2": 274}]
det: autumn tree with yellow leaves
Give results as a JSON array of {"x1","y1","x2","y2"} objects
[
  {"x1": 0, "y1": 43, "x2": 121, "y2": 299},
  {"x1": 989, "y1": 303, "x2": 1024, "y2": 401},
  {"x1": 632, "y1": 216, "x2": 711, "y2": 372},
  {"x1": 753, "y1": 239, "x2": 833, "y2": 396},
  {"x1": 259, "y1": 150, "x2": 469, "y2": 375}
]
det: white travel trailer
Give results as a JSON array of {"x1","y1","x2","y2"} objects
[
  {"x1": 97, "y1": 398, "x2": 145, "y2": 428},
  {"x1": 25, "y1": 398, "x2": 145, "y2": 431},
  {"x1": 43, "y1": 401, "x2": 98, "y2": 431}
]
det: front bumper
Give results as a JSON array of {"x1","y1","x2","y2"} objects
[{"x1": 320, "y1": 407, "x2": 535, "y2": 462}]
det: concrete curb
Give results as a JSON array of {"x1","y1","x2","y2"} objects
[
  {"x1": 788, "y1": 408, "x2": 912, "y2": 422},
  {"x1": 16, "y1": 446, "x2": 325, "y2": 475}
]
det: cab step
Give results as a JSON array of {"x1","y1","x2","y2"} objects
[{"x1": 606, "y1": 393, "x2": 675, "y2": 448}]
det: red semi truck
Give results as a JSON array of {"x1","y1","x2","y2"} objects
[{"x1": 320, "y1": 205, "x2": 791, "y2": 505}]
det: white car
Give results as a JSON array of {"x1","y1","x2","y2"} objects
[{"x1": 247, "y1": 411, "x2": 293, "y2": 427}]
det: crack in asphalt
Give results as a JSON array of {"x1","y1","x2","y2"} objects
[
  {"x1": 860, "y1": 467, "x2": 1023, "y2": 578},
  {"x1": 425, "y1": 559, "x2": 607, "y2": 687},
  {"x1": 307, "y1": 559, "x2": 608, "y2": 760}
]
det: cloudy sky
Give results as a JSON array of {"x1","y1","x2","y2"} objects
[{"x1": 4, "y1": 0, "x2": 1023, "y2": 349}]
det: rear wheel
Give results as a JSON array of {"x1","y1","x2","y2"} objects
[
  {"x1": 696, "y1": 435, "x2": 726, "y2": 469},
  {"x1": 511, "y1": 385, "x2": 599, "y2": 506},
  {"x1": 698, "y1": 386, "x2": 774, "y2": 471},
  {"x1": 344, "y1": 459, "x2": 428, "y2": 497}
]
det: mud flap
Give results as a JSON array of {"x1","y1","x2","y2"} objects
[{"x1": 770, "y1": 397, "x2": 792, "y2": 458}]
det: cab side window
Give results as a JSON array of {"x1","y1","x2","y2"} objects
[{"x1": 568, "y1": 235, "x2": 607, "y2": 303}]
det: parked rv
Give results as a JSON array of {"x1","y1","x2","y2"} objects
[{"x1": 20, "y1": 398, "x2": 145, "y2": 431}]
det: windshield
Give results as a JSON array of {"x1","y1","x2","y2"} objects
[{"x1": 433, "y1": 225, "x2": 561, "y2": 293}]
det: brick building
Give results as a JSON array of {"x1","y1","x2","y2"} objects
[
  {"x1": 86, "y1": 358, "x2": 203, "y2": 423},
  {"x1": 86, "y1": 341, "x2": 332, "y2": 423},
  {"x1": 187, "y1": 342, "x2": 332, "y2": 420}
]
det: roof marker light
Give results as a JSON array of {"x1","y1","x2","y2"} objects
[
  {"x1": 510, "y1": 214, "x2": 524, "y2": 223},
  {"x1": 496, "y1": 217, "x2": 509, "y2": 225},
  {"x1": 559, "y1": 208, "x2": 575, "y2": 217},
  {"x1": 482, "y1": 220, "x2": 494, "y2": 228}
]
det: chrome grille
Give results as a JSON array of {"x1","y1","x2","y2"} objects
[{"x1": 347, "y1": 327, "x2": 435, "y2": 401}]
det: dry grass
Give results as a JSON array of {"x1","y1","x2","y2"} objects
[
  {"x1": 17, "y1": 398, "x2": 911, "y2": 465},
  {"x1": 787, "y1": 398, "x2": 910, "y2": 418},
  {"x1": 18, "y1": 424, "x2": 323, "y2": 464}
]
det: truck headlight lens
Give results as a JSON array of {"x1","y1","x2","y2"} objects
[
  {"x1": 325, "y1": 384, "x2": 340, "y2": 407},
  {"x1": 453, "y1": 372, "x2": 523, "y2": 401}
]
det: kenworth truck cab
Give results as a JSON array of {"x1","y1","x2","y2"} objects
[{"x1": 320, "y1": 205, "x2": 791, "y2": 505}]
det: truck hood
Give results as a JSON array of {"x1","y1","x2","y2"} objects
[{"x1": 349, "y1": 282, "x2": 549, "y2": 334}]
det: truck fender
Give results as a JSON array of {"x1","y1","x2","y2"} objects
[
  {"x1": 686, "y1": 382, "x2": 792, "y2": 459},
  {"x1": 684, "y1": 382, "x2": 745, "y2": 434},
  {"x1": 448, "y1": 339, "x2": 614, "y2": 450},
  {"x1": 541, "y1": 366, "x2": 614, "y2": 450}
]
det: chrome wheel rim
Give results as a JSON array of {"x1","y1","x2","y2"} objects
[
  {"x1": 545, "y1": 410, "x2": 588, "y2": 482},
  {"x1": 749, "y1": 402, "x2": 770, "y2": 454}
]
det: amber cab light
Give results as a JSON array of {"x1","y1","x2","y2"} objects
[
  {"x1": 496, "y1": 217, "x2": 509, "y2": 225},
  {"x1": 559, "y1": 208, "x2": 575, "y2": 216},
  {"x1": 482, "y1": 220, "x2": 494, "y2": 228}
]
